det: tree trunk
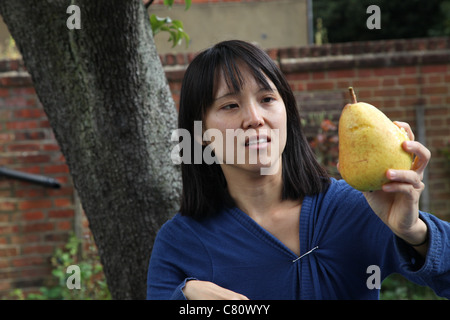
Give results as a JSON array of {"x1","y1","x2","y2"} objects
[{"x1": 0, "y1": 0, "x2": 181, "y2": 299}]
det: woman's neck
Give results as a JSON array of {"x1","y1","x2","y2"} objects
[{"x1": 221, "y1": 162, "x2": 285, "y2": 219}]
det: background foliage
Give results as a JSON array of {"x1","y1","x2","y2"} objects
[
  {"x1": 7, "y1": 234, "x2": 111, "y2": 300},
  {"x1": 313, "y1": 0, "x2": 450, "y2": 43}
]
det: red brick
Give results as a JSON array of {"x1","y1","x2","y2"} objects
[
  {"x1": 422, "y1": 86, "x2": 447, "y2": 95},
  {"x1": 355, "y1": 89, "x2": 373, "y2": 100},
  {"x1": 0, "y1": 201, "x2": 16, "y2": 212},
  {"x1": 165, "y1": 53, "x2": 176, "y2": 66},
  {"x1": 398, "y1": 97, "x2": 421, "y2": 107},
  {"x1": 0, "y1": 213, "x2": 9, "y2": 223},
  {"x1": 0, "y1": 225, "x2": 19, "y2": 234},
  {"x1": 49, "y1": 209, "x2": 74, "y2": 219},
  {"x1": 39, "y1": 120, "x2": 51, "y2": 128},
  {"x1": 13, "y1": 131, "x2": 46, "y2": 141},
  {"x1": 23, "y1": 222, "x2": 54, "y2": 233},
  {"x1": 19, "y1": 199, "x2": 52, "y2": 210},
  {"x1": 427, "y1": 75, "x2": 443, "y2": 84},
  {"x1": 11, "y1": 256, "x2": 45, "y2": 268},
  {"x1": 373, "y1": 67, "x2": 402, "y2": 76},
  {"x1": 426, "y1": 107, "x2": 449, "y2": 116},
  {"x1": 0, "y1": 282, "x2": 11, "y2": 292},
  {"x1": 403, "y1": 66, "x2": 418, "y2": 74},
  {"x1": 43, "y1": 164, "x2": 69, "y2": 174},
  {"x1": 426, "y1": 118, "x2": 444, "y2": 127},
  {"x1": 16, "y1": 154, "x2": 51, "y2": 164},
  {"x1": 328, "y1": 70, "x2": 356, "y2": 79},
  {"x1": 352, "y1": 79, "x2": 380, "y2": 88},
  {"x1": 14, "y1": 109, "x2": 45, "y2": 119},
  {"x1": 6, "y1": 120, "x2": 39, "y2": 130},
  {"x1": 358, "y1": 69, "x2": 373, "y2": 77},
  {"x1": 0, "y1": 88, "x2": 9, "y2": 97},
  {"x1": 54, "y1": 198, "x2": 72, "y2": 208},
  {"x1": 15, "y1": 189, "x2": 46, "y2": 198},
  {"x1": 285, "y1": 73, "x2": 309, "y2": 81},
  {"x1": 306, "y1": 81, "x2": 334, "y2": 91},
  {"x1": 0, "y1": 247, "x2": 19, "y2": 257},
  {"x1": 311, "y1": 72, "x2": 326, "y2": 80},
  {"x1": 42, "y1": 144, "x2": 61, "y2": 151},
  {"x1": 19, "y1": 166, "x2": 41, "y2": 174},
  {"x1": 422, "y1": 64, "x2": 447, "y2": 73},
  {"x1": 266, "y1": 48, "x2": 278, "y2": 61},
  {"x1": 398, "y1": 76, "x2": 420, "y2": 86},
  {"x1": 374, "y1": 88, "x2": 403, "y2": 97},
  {"x1": 0, "y1": 75, "x2": 32, "y2": 87},
  {"x1": 0, "y1": 133, "x2": 14, "y2": 143},
  {"x1": 7, "y1": 143, "x2": 40, "y2": 152},
  {"x1": 10, "y1": 87, "x2": 36, "y2": 95},
  {"x1": 57, "y1": 221, "x2": 72, "y2": 231},
  {"x1": 47, "y1": 187, "x2": 73, "y2": 197},
  {"x1": 404, "y1": 88, "x2": 419, "y2": 97},
  {"x1": 9, "y1": 234, "x2": 40, "y2": 245},
  {"x1": 22, "y1": 245, "x2": 54, "y2": 255},
  {"x1": 429, "y1": 96, "x2": 444, "y2": 105},
  {"x1": 23, "y1": 211, "x2": 45, "y2": 221},
  {"x1": 0, "y1": 109, "x2": 12, "y2": 120},
  {"x1": 382, "y1": 78, "x2": 396, "y2": 86}
]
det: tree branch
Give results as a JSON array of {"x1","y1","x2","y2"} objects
[{"x1": 143, "y1": 0, "x2": 154, "y2": 9}]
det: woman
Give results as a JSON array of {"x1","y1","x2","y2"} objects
[{"x1": 147, "y1": 40, "x2": 450, "y2": 299}]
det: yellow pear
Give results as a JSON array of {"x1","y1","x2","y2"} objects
[{"x1": 338, "y1": 87, "x2": 413, "y2": 191}]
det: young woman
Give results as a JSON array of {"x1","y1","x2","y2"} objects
[{"x1": 147, "y1": 40, "x2": 450, "y2": 300}]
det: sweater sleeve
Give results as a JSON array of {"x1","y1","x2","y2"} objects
[
  {"x1": 146, "y1": 215, "x2": 212, "y2": 300},
  {"x1": 393, "y1": 211, "x2": 450, "y2": 299}
]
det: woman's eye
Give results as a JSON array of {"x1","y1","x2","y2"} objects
[
  {"x1": 262, "y1": 97, "x2": 275, "y2": 103},
  {"x1": 222, "y1": 103, "x2": 238, "y2": 110}
]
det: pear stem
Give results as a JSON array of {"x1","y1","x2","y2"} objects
[{"x1": 349, "y1": 87, "x2": 357, "y2": 104}]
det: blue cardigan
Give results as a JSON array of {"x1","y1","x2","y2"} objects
[{"x1": 147, "y1": 178, "x2": 450, "y2": 299}]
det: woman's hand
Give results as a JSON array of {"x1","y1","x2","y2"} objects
[
  {"x1": 183, "y1": 280, "x2": 249, "y2": 300},
  {"x1": 361, "y1": 121, "x2": 431, "y2": 256}
]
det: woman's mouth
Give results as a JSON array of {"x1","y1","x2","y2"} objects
[{"x1": 245, "y1": 136, "x2": 271, "y2": 149}]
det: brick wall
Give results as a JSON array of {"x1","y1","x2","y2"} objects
[
  {"x1": 1, "y1": 37, "x2": 449, "y2": 298},
  {"x1": 0, "y1": 60, "x2": 84, "y2": 296}
]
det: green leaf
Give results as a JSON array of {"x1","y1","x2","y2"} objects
[
  {"x1": 171, "y1": 19, "x2": 184, "y2": 29},
  {"x1": 149, "y1": 15, "x2": 190, "y2": 48},
  {"x1": 164, "y1": 0, "x2": 174, "y2": 8},
  {"x1": 184, "y1": 0, "x2": 192, "y2": 11}
]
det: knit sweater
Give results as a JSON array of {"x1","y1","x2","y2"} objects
[{"x1": 146, "y1": 178, "x2": 450, "y2": 299}]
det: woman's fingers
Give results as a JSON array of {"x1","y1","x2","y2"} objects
[
  {"x1": 402, "y1": 140, "x2": 431, "y2": 178},
  {"x1": 393, "y1": 121, "x2": 414, "y2": 141},
  {"x1": 382, "y1": 139, "x2": 430, "y2": 198},
  {"x1": 384, "y1": 170, "x2": 424, "y2": 193}
]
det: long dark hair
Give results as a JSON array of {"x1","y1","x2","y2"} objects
[{"x1": 177, "y1": 40, "x2": 330, "y2": 219}]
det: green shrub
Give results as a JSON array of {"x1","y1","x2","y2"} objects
[{"x1": 9, "y1": 233, "x2": 111, "y2": 300}]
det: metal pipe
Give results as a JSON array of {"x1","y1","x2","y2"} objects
[{"x1": 0, "y1": 167, "x2": 61, "y2": 189}]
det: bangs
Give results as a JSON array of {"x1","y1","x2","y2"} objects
[
  {"x1": 200, "y1": 43, "x2": 277, "y2": 116},
  {"x1": 213, "y1": 54, "x2": 273, "y2": 102}
]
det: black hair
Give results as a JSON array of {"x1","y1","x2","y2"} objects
[{"x1": 177, "y1": 40, "x2": 330, "y2": 219}]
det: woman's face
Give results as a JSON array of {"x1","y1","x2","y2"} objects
[{"x1": 203, "y1": 63, "x2": 287, "y2": 176}]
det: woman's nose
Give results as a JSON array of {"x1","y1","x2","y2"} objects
[{"x1": 242, "y1": 102, "x2": 264, "y2": 129}]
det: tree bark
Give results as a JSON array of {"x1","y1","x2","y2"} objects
[{"x1": 0, "y1": 0, "x2": 181, "y2": 299}]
